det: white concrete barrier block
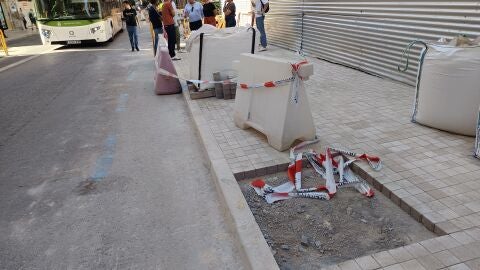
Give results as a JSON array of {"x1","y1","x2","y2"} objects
[{"x1": 233, "y1": 54, "x2": 316, "y2": 151}]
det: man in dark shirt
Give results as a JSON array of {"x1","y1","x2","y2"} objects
[
  {"x1": 148, "y1": 0, "x2": 163, "y2": 55},
  {"x1": 202, "y1": 0, "x2": 216, "y2": 27},
  {"x1": 223, "y1": 0, "x2": 235, "y2": 28},
  {"x1": 122, "y1": 0, "x2": 140, "y2": 51}
]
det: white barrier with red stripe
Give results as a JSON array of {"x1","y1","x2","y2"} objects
[{"x1": 234, "y1": 54, "x2": 316, "y2": 151}]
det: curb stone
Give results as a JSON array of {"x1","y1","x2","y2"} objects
[{"x1": 181, "y1": 84, "x2": 280, "y2": 270}]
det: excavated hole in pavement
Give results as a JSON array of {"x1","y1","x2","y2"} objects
[{"x1": 239, "y1": 169, "x2": 436, "y2": 269}]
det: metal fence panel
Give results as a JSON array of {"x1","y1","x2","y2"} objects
[{"x1": 265, "y1": 0, "x2": 480, "y2": 85}]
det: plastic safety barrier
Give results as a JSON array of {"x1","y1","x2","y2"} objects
[
  {"x1": 234, "y1": 53, "x2": 316, "y2": 151},
  {"x1": 154, "y1": 39, "x2": 181, "y2": 95}
]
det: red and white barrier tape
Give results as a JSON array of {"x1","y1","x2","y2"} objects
[
  {"x1": 156, "y1": 60, "x2": 308, "y2": 90},
  {"x1": 239, "y1": 77, "x2": 295, "y2": 89},
  {"x1": 328, "y1": 147, "x2": 383, "y2": 171},
  {"x1": 304, "y1": 151, "x2": 374, "y2": 197},
  {"x1": 290, "y1": 60, "x2": 308, "y2": 104},
  {"x1": 251, "y1": 145, "x2": 379, "y2": 204}
]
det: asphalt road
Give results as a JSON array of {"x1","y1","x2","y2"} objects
[{"x1": 0, "y1": 27, "x2": 244, "y2": 269}]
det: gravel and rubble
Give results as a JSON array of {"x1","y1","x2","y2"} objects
[{"x1": 239, "y1": 169, "x2": 435, "y2": 269}]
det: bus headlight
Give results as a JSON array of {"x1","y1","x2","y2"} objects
[
  {"x1": 90, "y1": 26, "x2": 101, "y2": 34},
  {"x1": 41, "y1": 29, "x2": 52, "y2": 39}
]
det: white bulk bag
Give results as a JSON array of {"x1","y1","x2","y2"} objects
[
  {"x1": 187, "y1": 26, "x2": 258, "y2": 90},
  {"x1": 413, "y1": 44, "x2": 480, "y2": 136}
]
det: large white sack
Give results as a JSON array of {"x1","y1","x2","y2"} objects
[
  {"x1": 185, "y1": 24, "x2": 217, "y2": 52},
  {"x1": 187, "y1": 26, "x2": 258, "y2": 90},
  {"x1": 413, "y1": 45, "x2": 480, "y2": 136}
]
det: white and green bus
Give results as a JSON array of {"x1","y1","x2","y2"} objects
[{"x1": 34, "y1": 0, "x2": 124, "y2": 45}]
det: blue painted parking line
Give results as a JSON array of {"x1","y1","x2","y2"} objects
[
  {"x1": 116, "y1": 93, "x2": 129, "y2": 112},
  {"x1": 91, "y1": 134, "x2": 116, "y2": 181},
  {"x1": 127, "y1": 70, "x2": 136, "y2": 81}
]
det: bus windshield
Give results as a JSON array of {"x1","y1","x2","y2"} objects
[{"x1": 35, "y1": 0, "x2": 101, "y2": 20}]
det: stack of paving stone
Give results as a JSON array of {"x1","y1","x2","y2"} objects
[{"x1": 213, "y1": 72, "x2": 237, "y2": 100}]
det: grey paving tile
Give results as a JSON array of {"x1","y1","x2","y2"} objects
[
  {"x1": 449, "y1": 244, "x2": 479, "y2": 262},
  {"x1": 389, "y1": 247, "x2": 414, "y2": 263},
  {"x1": 400, "y1": 259, "x2": 426, "y2": 270},
  {"x1": 432, "y1": 250, "x2": 461, "y2": 267},
  {"x1": 382, "y1": 264, "x2": 404, "y2": 270},
  {"x1": 338, "y1": 259, "x2": 362, "y2": 270},
  {"x1": 404, "y1": 243, "x2": 431, "y2": 258},
  {"x1": 420, "y1": 238, "x2": 447, "y2": 254},
  {"x1": 464, "y1": 258, "x2": 480, "y2": 270},
  {"x1": 372, "y1": 251, "x2": 398, "y2": 267},
  {"x1": 321, "y1": 265, "x2": 342, "y2": 270},
  {"x1": 450, "y1": 231, "x2": 476, "y2": 245},
  {"x1": 447, "y1": 263, "x2": 472, "y2": 270},
  {"x1": 416, "y1": 254, "x2": 446, "y2": 270},
  {"x1": 355, "y1": 255, "x2": 381, "y2": 270},
  {"x1": 435, "y1": 235, "x2": 463, "y2": 249},
  {"x1": 464, "y1": 227, "x2": 480, "y2": 240}
]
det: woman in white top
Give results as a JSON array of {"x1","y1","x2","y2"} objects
[{"x1": 252, "y1": 0, "x2": 268, "y2": 51}]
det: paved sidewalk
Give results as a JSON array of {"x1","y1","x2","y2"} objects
[
  {"x1": 175, "y1": 46, "x2": 480, "y2": 269},
  {"x1": 0, "y1": 32, "x2": 59, "y2": 70},
  {"x1": 3, "y1": 29, "x2": 38, "y2": 42}
]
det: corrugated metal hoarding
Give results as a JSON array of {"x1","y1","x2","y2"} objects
[{"x1": 265, "y1": 1, "x2": 480, "y2": 85}]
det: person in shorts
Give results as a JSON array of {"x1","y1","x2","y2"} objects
[{"x1": 184, "y1": 0, "x2": 203, "y2": 31}]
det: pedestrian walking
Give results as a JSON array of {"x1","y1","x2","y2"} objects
[
  {"x1": 123, "y1": 0, "x2": 140, "y2": 51},
  {"x1": 170, "y1": 0, "x2": 182, "y2": 51},
  {"x1": 19, "y1": 9, "x2": 27, "y2": 30},
  {"x1": 147, "y1": 0, "x2": 163, "y2": 55},
  {"x1": 223, "y1": 0, "x2": 235, "y2": 28},
  {"x1": 162, "y1": 0, "x2": 180, "y2": 60},
  {"x1": 184, "y1": 0, "x2": 203, "y2": 31},
  {"x1": 28, "y1": 9, "x2": 37, "y2": 30},
  {"x1": 202, "y1": 0, "x2": 216, "y2": 27},
  {"x1": 252, "y1": 0, "x2": 268, "y2": 51}
]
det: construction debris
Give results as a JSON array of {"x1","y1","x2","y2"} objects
[{"x1": 251, "y1": 144, "x2": 382, "y2": 204}]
